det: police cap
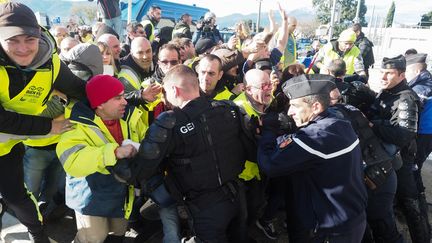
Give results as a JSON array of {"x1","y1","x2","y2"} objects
[
  {"x1": 282, "y1": 74, "x2": 335, "y2": 99},
  {"x1": 406, "y1": 53, "x2": 427, "y2": 66},
  {"x1": 381, "y1": 55, "x2": 406, "y2": 70}
]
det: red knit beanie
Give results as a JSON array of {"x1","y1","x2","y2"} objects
[{"x1": 86, "y1": 75, "x2": 124, "y2": 109}]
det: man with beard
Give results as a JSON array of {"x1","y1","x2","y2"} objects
[
  {"x1": 119, "y1": 37, "x2": 156, "y2": 92},
  {"x1": 123, "y1": 43, "x2": 181, "y2": 119},
  {"x1": 141, "y1": 5, "x2": 161, "y2": 43}
]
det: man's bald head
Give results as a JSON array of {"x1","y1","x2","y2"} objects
[
  {"x1": 98, "y1": 34, "x2": 121, "y2": 60},
  {"x1": 287, "y1": 16, "x2": 297, "y2": 34},
  {"x1": 245, "y1": 69, "x2": 268, "y2": 87},
  {"x1": 131, "y1": 37, "x2": 153, "y2": 70}
]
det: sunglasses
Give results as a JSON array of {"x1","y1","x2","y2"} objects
[{"x1": 249, "y1": 82, "x2": 273, "y2": 90}]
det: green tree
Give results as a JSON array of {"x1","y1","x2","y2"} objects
[
  {"x1": 419, "y1": 10, "x2": 432, "y2": 27},
  {"x1": 385, "y1": 1, "x2": 395, "y2": 28},
  {"x1": 312, "y1": 0, "x2": 368, "y2": 36},
  {"x1": 71, "y1": 4, "x2": 98, "y2": 25},
  {"x1": 312, "y1": 0, "x2": 368, "y2": 25}
]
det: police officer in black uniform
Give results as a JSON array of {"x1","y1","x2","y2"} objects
[
  {"x1": 258, "y1": 74, "x2": 368, "y2": 243},
  {"x1": 328, "y1": 84, "x2": 404, "y2": 243},
  {"x1": 111, "y1": 65, "x2": 255, "y2": 242},
  {"x1": 364, "y1": 55, "x2": 429, "y2": 243}
]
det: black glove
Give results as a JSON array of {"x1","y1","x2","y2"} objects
[
  {"x1": 342, "y1": 81, "x2": 375, "y2": 109},
  {"x1": 278, "y1": 112, "x2": 297, "y2": 134},
  {"x1": 261, "y1": 112, "x2": 297, "y2": 135}
]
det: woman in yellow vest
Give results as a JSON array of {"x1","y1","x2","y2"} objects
[{"x1": 0, "y1": 3, "x2": 86, "y2": 241}]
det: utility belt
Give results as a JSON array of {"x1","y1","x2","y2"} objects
[{"x1": 364, "y1": 159, "x2": 393, "y2": 190}]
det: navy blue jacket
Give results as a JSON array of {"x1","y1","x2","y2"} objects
[
  {"x1": 258, "y1": 110, "x2": 367, "y2": 233},
  {"x1": 408, "y1": 70, "x2": 432, "y2": 134}
]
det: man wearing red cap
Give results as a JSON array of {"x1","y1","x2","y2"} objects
[
  {"x1": 56, "y1": 75, "x2": 147, "y2": 243},
  {"x1": 0, "y1": 2, "x2": 86, "y2": 242}
]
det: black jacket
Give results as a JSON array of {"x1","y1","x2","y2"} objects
[
  {"x1": 0, "y1": 32, "x2": 86, "y2": 136},
  {"x1": 368, "y1": 80, "x2": 419, "y2": 162},
  {"x1": 355, "y1": 32, "x2": 374, "y2": 68}
]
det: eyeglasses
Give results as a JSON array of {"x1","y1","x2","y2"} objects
[
  {"x1": 136, "y1": 30, "x2": 145, "y2": 35},
  {"x1": 249, "y1": 82, "x2": 273, "y2": 90},
  {"x1": 159, "y1": 60, "x2": 179, "y2": 66}
]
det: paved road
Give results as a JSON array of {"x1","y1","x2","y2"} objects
[{"x1": 2, "y1": 159, "x2": 431, "y2": 242}]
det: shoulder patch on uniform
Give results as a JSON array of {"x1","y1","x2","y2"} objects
[
  {"x1": 279, "y1": 137, "x2": 292, "y2": 148},
  {"x1": 277, "y1": 134, "x2": 293, "y2": 149}
]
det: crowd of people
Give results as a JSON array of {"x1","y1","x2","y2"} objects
[{"x1": 0, "y1": 1, "x2": 431, "y2": 243}]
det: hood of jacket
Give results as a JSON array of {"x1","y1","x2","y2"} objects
[{"x1": 64, "y1": 43, "x2": 104, "y2": 78}]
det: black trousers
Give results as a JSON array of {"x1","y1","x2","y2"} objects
[
  {"x1": 186, "y1": 183, "x2": 248, "y2": 243},
  {"x1": 363, "y1": 170, "x2": 403, "y2": 243},
  {"x1": 396, "y1": 162, "x2": 430, "y2": 243},
  {"x1": 0, "y1": 143, "x2": 43, "y2": 232}
]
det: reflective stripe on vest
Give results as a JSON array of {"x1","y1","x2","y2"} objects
[
  {"x1": 234, "y1": 92, "x2": 261, "y2": 181},
  {"x1": 320, "y1": 44, "x2": 360, "y2": 75},
  {"x1": 57, "y1": 107, "x2": 143, "y2": 219},
  {"x1": 0, "y1": 53, "x2": 61, "y2": 155},
  {"x1": 118, "y1": 66, "x2": 141, "y2": 90},
  {"x1": 141, "y1": 20, "x2": 155, "y2": 42}
]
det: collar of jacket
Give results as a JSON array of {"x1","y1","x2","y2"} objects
[
  {"x1": 355, "y1": 32, "x2": 365, "y2": 43},
  {"x1": 385, "y1": 79, "x2": 409, "y2": 94},
  {"x1": 173, "y1": 96, "x2": 210, "y2": 119},
  {"x1": 299, "y1": 109, "x2": 330, "y2": 129},
  {"x1": 408, "y1": 70, "x2": 432, "y2": 89},
  {"x1": 0, "y1": 30, "x2": 55, "y2": 71}
]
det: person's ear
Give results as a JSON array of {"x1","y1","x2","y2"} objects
[
  {"x1": 173, "y1": 86, "x2": 181, "y2": 98},
  {"x1": 312, "y1": 101, "x2": 323, "y2": 114}
]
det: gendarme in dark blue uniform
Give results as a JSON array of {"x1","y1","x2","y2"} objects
[{"x1": 258, "y1": 74, "x2": 368, "y2": 243}]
